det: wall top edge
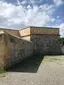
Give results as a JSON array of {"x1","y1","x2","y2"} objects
[{"x1": 0, "y1": 26, "x2": 59, "y2": 31}]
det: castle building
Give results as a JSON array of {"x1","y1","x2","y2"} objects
[{"x1": 0, "y1": 26, "x2": 61, "y2": 68}]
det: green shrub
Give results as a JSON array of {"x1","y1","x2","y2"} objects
[{"x1": 59, "y1": 37, "x2": 64, "y2": 45}]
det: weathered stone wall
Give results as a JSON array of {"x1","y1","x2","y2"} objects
[
  {"x1": 19, "y1": 26, "x2": 59, "y2": 36},
  {"x1": 30, "y1": 27, "x2": 59, "y2": 35},
  {"x1": 0, "y1": 34, "x2": 5, "y2": 68},
  {"x1": 5, "y1": 32, "x2": 33, "y2": 68},
  {"x1": 0, "y1": 28, "x2": 20, "y2": 37},
  {"x1": 4, "y1": 30, "x2": 20, "y2": 36},
  {"x1": 19, "y1": 27, "x2": 30, "y2": 37},
  {"x1": 20, "y1": 27, "x2": 61, "y2": 55},
  {"x1": 21, "y1": 36, "x2": 30, "y2": 41},
  {"x1": 30, "y1": 35, "x2": 61, "y2": 55},
  {"x1": 0, "y1": 27, "x2": 62, "y2": 69},
  {"x1": 0, "y1": 33, "x2": 8, "y2": 68}
]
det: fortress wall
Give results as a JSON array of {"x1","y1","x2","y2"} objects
[
  {"x1": 0, "y1": 34, "x2": 5, "y2": 68},
  {"x1": 0, "y1": 27, "x2": 62, "y2": 69},
  {"x1": 21, "y1": 36, "x2": 30, "y2": 41},
  {"x1": 0, "y1": 29, "x2": 20, "y2": 37},
  {"x1": 30, "y1": 35, "x2": 61, "y2": 55},
  {"x1": 19, "y1": 27, "x2": 30, "y2": 37},
  {"x1": 30, "y1": 27, "x2": 59, "y2": 35},
  {"x1": 19, "y1": 27, "x2": 61, "y2": 55},
  {"x1": 0, "y1": 34, "x2": 8, "y2": 68},
  {"x1": 4, "y1": 29, "x2": 20, "y2": 36},
  {"x1": 5, "y1": 32, "x2": 33, "y2": 68}
]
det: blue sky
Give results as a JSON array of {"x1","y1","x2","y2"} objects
[{"x1": 0, "y1": 0, "x2": 64, "y2": 36}]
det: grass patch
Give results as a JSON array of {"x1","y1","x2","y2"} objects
[
  {"x1": 43, "y1": 55, "x2": 64, "y2": 62},
  {"x1": 0, "y1": 68, "x2": 4, "y2": 73},
  {"x1": 0, "y1": 68, "x2": 7, "y2": 77},
  {"x1": 0, "y1": 59, "x2": 7, "y2": 77}
]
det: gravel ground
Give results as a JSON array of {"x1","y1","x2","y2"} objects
[{"x1": 0, "y1": 55, "x2": 64, "y2": 85}]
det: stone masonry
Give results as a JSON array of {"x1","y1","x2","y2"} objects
[
  {"x1": 0, "y1": 26, "x2": 62, "y2": 68},
  {"x1": 21, "y1": 26, "x2": 62, "y2": 55}
]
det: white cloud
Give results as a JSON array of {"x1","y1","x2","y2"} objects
[
  {"x1": 54, "y1": 23, "x2": 64, "y2": 37},
  {"x1": 59, "y1": 23, "x2": 64, "y2": 37},
  {"x1": 49, "y1": 23, "x2": 64, "y2": 37},
  {"x1": 0, "y1": 1, "x2": 55, "y2": 29},
  {"x1": 21, "y1": 0, "x2": 42, "y2": 5},
  {"x1": 53, "y1": 0, "x2": 64, "y2": 6},
  {"x1": 16, "y1": 0, "x2": 21, "y2": 5}
]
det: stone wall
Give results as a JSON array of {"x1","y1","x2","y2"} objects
[
  {"x1": 19, "y1": 27, "x2": 59, "y2": 36},
  {"x1": 0, "y1": 27, "x2": 62, "y2": 69},
  {"x1": 21, "y1": 36, "x2": 30, "y2": 41},
  {"x1": 4, "y1": 30, "x2": 20, "y2": 36},
  {"x1": 19, "y1": 27, "x2": 30, "y2": 37},
  {"x1": 30, "y1": 27, "x2": 59, "y2": 35},
  {"x1": 0, "y1": 28, "x2": 20, "y2": 37},
  {"x1": 0, "y1": 34, "x2": 5, "y2": 68},
  {"x1": 0, "y1": 33, "x2": 8, "y2": 68},
  {"x1": 19, "y1": 27, "x2": 61, "y2": 55},
  {"x1": 30, "y1": 35, "x2": 61, "y2": 55},
  {"x1": 5, "y1": 32, "x2": 33, "y2": 68}
]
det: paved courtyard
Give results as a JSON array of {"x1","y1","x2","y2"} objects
[{"x1": 0, "y1": 55, "x2": 64, "y2": 85}]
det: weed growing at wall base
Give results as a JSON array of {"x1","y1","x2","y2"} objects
[{"x1": 0, "y1": 59, "x2": 7, "y2": 77}]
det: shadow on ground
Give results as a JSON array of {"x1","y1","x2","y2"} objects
[{"x1": 6, "y1": 55, "x2": 44, "y2": 73}]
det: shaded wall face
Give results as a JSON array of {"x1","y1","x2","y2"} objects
[
  {"x1": 5, "y1": 33, "x2": 33, "y2": 68},
  {"x1": 30, "y1": 35, "x2": 61, "y2": 55},
  {"x1": 0, "y1": 34, "x2": 4, "y2": 68},
  {"x1": 0, "y1": 34, "x2": 8, "y2": 68}
]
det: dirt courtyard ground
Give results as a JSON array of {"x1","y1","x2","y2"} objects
[{"x1": 0, "y1": 55, "x2": 64, "y2": 85}]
